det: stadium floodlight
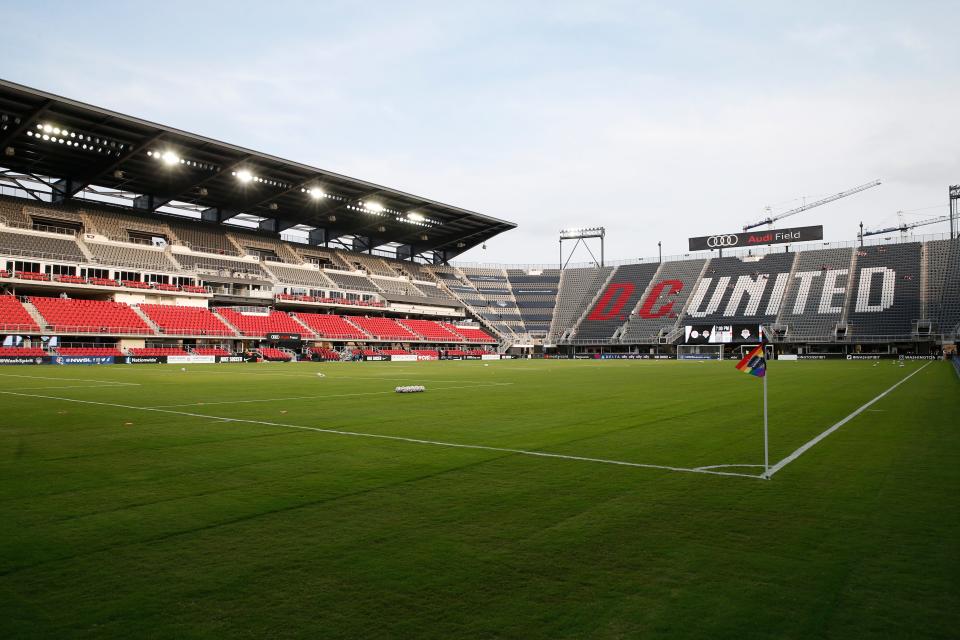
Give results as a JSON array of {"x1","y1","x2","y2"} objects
[
  {"x1": 559, "y1": 226, "x2": 605, "y2": 240},
  {"x1": 365, "y1": 201, "x2": 384, "y2": 213},
  {"x1": 308, "y1": 187, "x2": 325, "y2": 199},
  {"x1": 235, "y1": 169, "x2": 254, "y2": 183},
  {"x1": 407, "y1": 212, "x2": 425, "y2": 222},
  {"x1": 160, "y1": 150, "x2": 180, "y2": 166},
  {"x1": 559, "y1": 226, "x2": 606, "y2": 268}
]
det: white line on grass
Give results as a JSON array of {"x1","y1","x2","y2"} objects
[
  {"x1": 5, "y1": 384, "x2": 140, "y2": 391},
  {"x1": 0, "y1": 390, "x2": 763, "y2": 480},
  {"x1": 765, "y1": 362, "x2": 932, "y2": 478},
  {"x1": 145, "y1": 382, "x2": 515, "y2": 408},
  {"x1": 0, "y1": 373, "x2": 140, "y2": 385}
]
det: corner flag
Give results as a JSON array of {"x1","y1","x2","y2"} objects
[
  {"x1": 735, "y1": 337, "x2": 770, "y2": 478},
  {"x1": 735, "y1": 345, "x2": 766, "y2": 377}
]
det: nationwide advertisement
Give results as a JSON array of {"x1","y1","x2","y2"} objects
[
  {"x1": 125, "y1": 356, "x2": 165, "y2": 364},
  {"x1": 689, "y1": 225, "x2": 823, "y2": 252}
]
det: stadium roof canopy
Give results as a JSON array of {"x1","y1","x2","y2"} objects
[{"x1": 0, "y1": 79, "x2": 515, "y2": 261}]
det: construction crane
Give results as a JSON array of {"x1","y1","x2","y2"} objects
[
  {"x1": 859, "y1": 213, "x2": 952, "y2": 238},
  {"x1": 743, "y1": 179, "x2": 882, "y2": 231}
]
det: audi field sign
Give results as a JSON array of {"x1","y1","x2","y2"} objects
[{"x1": 689, "y1": 225, "x2": 823, "y2": 251}]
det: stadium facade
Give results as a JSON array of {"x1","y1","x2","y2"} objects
[{"x1": 1, "y1": 80, "x2": 958, "y2": 362}]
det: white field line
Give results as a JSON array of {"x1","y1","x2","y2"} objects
[
  {"x1": 0, "y1": 373, "x2": 140, "y2": 385},
  {"x1": 5, "y1": 384, "x2": 139, "y2": 391},
  {"x1": 693, "y1": 464, "x2": 765, "y2": 471},
  {"x1": 145, "y1": 382, "x2": 515, "y2": 408},
  {"x1": 158, "y1": 369, "x2": 509, "y2": 384},
  {"x1": 765, "y1": 362, "x2": 932, "y2": 478},
  {"x1": 0, "y1": 390, "x2": 762, "y2": 480}
]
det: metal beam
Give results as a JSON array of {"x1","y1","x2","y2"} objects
[
  {"x1": 136, "y1": 154, "x2": 254, "y2": 211},
  {"x1": 52, "y1": 131, "x2": 166, "y2": 202},
  {"x1": 0, "y1": 99, "x2": 52, "y2": 149}
]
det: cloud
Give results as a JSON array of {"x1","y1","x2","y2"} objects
[{"x1": 1, "y1": 2, "x2": 957, "y2": 264}]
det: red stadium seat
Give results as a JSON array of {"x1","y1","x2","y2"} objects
[
  {"x1": 140, "y1": 304, "x2": 236, "y2": 336},
  {"x1": 216, "y1": 308, "x2": 309, "y2": 337},
  {"x1": 348, "y1": 316, "x2": 418, "y2": 341},
  {"x1": 29, "y1": 297, "x2": 152, "y2": 334},
  {"x1": 293, "y1": 313, "x2": 369, "y2": 340},
  {"x1": 0, "y1": 295, "x2": 40, "y2": 332}
]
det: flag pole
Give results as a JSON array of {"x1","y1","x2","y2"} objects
[{"x1": 762, "y1": 359, "x2": 769, "y2": 479}]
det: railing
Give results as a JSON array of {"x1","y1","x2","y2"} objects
[
  {"x1": 1, "y1": 219, "x2": 78, "y2": 236},
  {"x1": 37, "y1": 325, "x2": 156, "y2": 335},
  {"x1": 0, "y1": 322, "x2": 40, "y2": 332},
  {"x1": 181, "y1": 242, "x2": 241, "y2": 257},
  {"x1": 0, "y1": 246, "x2": 85, "y2": 262}
]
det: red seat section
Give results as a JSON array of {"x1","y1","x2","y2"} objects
[
  {"x1": 258, "y1": 347, "x2": 293, "y2": 361},
  {"x1": 30, "y1": 297, "x2": 152, "y2": 334},
  {"x1": 140, "y1": 304, "x2": 236, "y2": 336},
  {"x1": 56, "y1": 347, "x2": 123, "y2": 356},
  {"x1": 293, "y1": 313, "x2": 369, "y2": 340},
  {"x1": 129, "y1": 347, "x2": 188, "y2": 356},
  {"x1": 0, "y1": 347, "x2": 45, "y2": 356},
  {"x1": 0, "y1": 295, "x2": 40, "y2": 332},
  {"x1": 308, "y1": 347, "x2": 341, "y2": 361},
  {"x1": 442, "y1": 322, "x2": 497, "y2": 343},
  {"x1": 400, "y1": 319, "x2": 462, "y2": 341},
  {"x1": 349, "y1": 316, "x2": 419, "y2": 340},
  {"x1": 193, "y1": 347, "x2": 231, "y2": 356},
  {"x1": 216, "y1": 308, "x2": 308, "y2": 337}
]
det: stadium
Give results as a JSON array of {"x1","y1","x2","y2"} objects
[{"x1": 0, "y1": 67, "x2": 958, "y2": 640}]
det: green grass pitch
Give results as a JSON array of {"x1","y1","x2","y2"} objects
[{"x1": 1, "y1": 359, "x2": 957, "y2": 638}]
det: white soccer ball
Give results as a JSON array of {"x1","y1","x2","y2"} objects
[
  {"x1": 316, "y1": 372, "x2": 325, "y2": 377},
  {"x1": 181, "y1": 367, "x2": 186, "y2": 372},
  {"x1": 484, "y1": 364, "x2": 489, "y2": 367}
]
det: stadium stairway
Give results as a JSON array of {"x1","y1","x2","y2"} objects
[
  {"x1": 71, "y1": 233, "x2": 97, "y2": 262},
  {"x1": 838, "y1": 247, "x2": 861, "y2": 331},
  {"x1": 566, "y1": 265, "x2": 618, "y2": 342},
  {"x1": 20, "y1": 300, "x2": 48, "y2": 330},
  {"x1": 130, "y1": 306, "x2": 162, "y2": 334},
  {"x1": 340, "y1": 315, "x2": 372, "y2": 340},
  {"x1": 611, "y1": 262, "x2": 666, "y2": 341},
  {"x1": 211, "y1": 309, "x2": 243, "y2": 336}
]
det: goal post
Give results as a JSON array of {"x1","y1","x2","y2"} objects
[{"x1": 677, "y1": 344, "x2": 724, "y2": 360}]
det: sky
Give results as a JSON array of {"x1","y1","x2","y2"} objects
[{"x1": 1, "y1": 1, "x2": 958, "y2": 264}]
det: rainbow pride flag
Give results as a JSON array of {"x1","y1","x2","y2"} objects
[{"x1": 735, "y1": 345, "x2": 766, "y2": 377}]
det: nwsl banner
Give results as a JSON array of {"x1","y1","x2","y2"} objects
[{"x1": 689, "y1": 225, "x2": 823, "y2": 251}]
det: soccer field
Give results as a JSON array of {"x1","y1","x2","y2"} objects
[{"x1": 1, "y1": 359, "x2": 957, "y2": 638}]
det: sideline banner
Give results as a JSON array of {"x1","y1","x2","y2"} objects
[
  {"x1": 389, "y1": 354, "x2": 417, "y2": 362},
  {"x1": 598, "y1": 354, "x2": 676, "y2": 360},
  {"x1": 167, "y1": 355, "x2": 216, "y2": 364},
  {"x1": 0, "y1": 356, "x2": 44, "y2": 365},
  {"x1": 51, "y1": 356, "x2": 115, "y2": 365},
  {"x1": 125, "y1": 356, "x2": 166, "y2": 364}
]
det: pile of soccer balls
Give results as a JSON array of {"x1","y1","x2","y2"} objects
[{"x1": 395, "y1": 385, "x2": 426, "y2": 393}]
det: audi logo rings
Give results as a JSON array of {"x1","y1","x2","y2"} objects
[{"x1": 707, "y1": 234, "x2": 739, "y2": 248}]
